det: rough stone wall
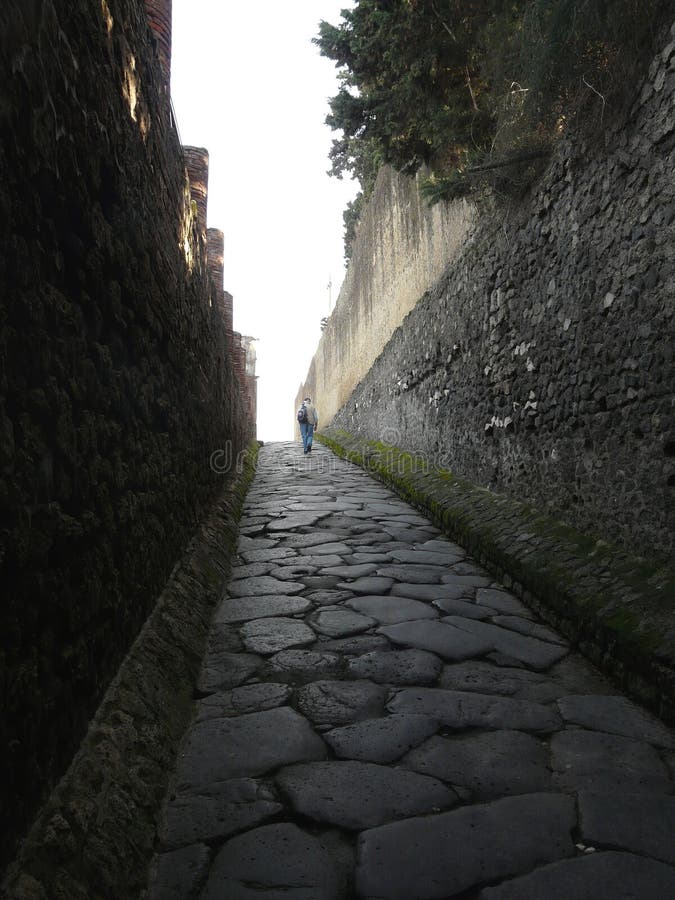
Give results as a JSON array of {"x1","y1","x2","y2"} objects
[
  {"x1": 0, "y1": 0, "x2": 252, "y2": 866},
  {"x1": 326, "y1": 26, "x2": 674, "y2": 562},
  {"x1": 298, "y1": 166, "x2": 475, "y2": 421}
]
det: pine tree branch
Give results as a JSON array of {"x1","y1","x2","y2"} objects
[{"x1": 465, "y1": 65, "x2": 480, "y2": 112}]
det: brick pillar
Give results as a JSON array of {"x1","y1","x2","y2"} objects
[
  {"x1": 223, "y1": 290, "x2": 234, "y2": 340},
  {"x1": 207, "y1": 228, "x2": 224, "y2": 314},
  {"x1": 206, "y1": 229, "x2": 224, "y2": 289},
  {"x1": 183, "y1": 146, "x2": 209, "y2": 240},
  {"x1": 144, "y1": 0, "x2": 172, "y2": 92}
]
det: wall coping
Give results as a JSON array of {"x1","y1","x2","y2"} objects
[
  {"x1": 1, "y1": 442, "x2": 260, "y2": 900},
  {"x1": 317, "y1": 428, "x2": 675, "y2": 724}
]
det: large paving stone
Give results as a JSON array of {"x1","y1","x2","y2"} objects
[
  {"x1": 351, "y1": 552, "x2": 394, "y2": 564},
  {"x1": 442, "y1": 616, "x2": 569, "y2": 669},
  {"x1": 433, "y1": 596, "x2": 494, "y2": 618},
  {"x1": 493, "y1": 614, "x2": 568, "y2": 645},
  {"x1": 276, "y1": 760, "x2": 456, "y2": 829},
  {"x1": 376, "y1": 564, "x2": 448, "y2": 583},
  {"x1": 318, "y1": 634, "x2": 391, "y2": 654},
  {"x1": 195, "y1": 683, "x2": 292, "y2": 721},
  {"x1": 296, "y1": 679, "x2": 387, "y2": 726},
  {"x1": 309, "y1": 607, "x2": 377, "y2": 637},
  {"x1": 441, "y1": 573, "x2": 492, "y2": 588},
  {"x1": 347, "y1": 648, "x2": 442, "y2": 685},
  {"x1": 550, "y1": 728, "x2": 671, "y2": 792},
  {"x1": 215, "y1": 594, "x2": 311, "y2": 623},
  {"x1": 160, "y1": 778, "x2": 282, "y2": 848},
  {"x1": 302, "y1": 575, "x2": 344, "y2": 589},
  {"x1": 388, "y1": 549, "x2": 465, "y2": 566},
  {"x1": 240, "y1": 547, "x2": 296, "y2": 563},
  {"x1": 273, "y1": 553, "x2": 344, "y2": 568},
  {"x1": 147, "y1": 844, "x2": 210, "y2": 900},
  {"x1": 366, "y1": 502, "x2": 412, "y2": 514},
  {"x1": 347, "y1": 595, "x2": 438, "y2": 624},
  {"x1": 388, "y1": 687, "x2": 561, "y2": 733},
  {"x1": 227, "y1": 575, "x2": 305, "y2": 597},
  {"x1": 479, "y1": 851, "x2": 675, "y2": 899},
  {"x1": 237, "y1": 536, "x2": 279, "y2": 551},
  {"x1": 475, "y1": 588, "x2": 533, "y2": 617},
  {"x1": 356, "y1": 792, "x2": 576, "y2": 899},
  {"x1": 267, "y1": 512, "x2": 332, "y2": 531},
  {"x1": 337, "y1": 575, "x2": 395, "y2": 594},
  {"x1": 378, "y1": 513, "x2": 432, "y2": 526},
  {"x1": 281, "y1": 532, "x2": 350, "y2": 548},
  {"x1": 321, "y1": 515, "x2": 374, "y2": 530},
  {"x1": 391, "y1": 582, "x2": 475, "y2": 601},
  {"x1": 319, "y1": 563, "x2": 379, "y2": 577},
  {"x1": 268, "y1": 563, "x2": 319, "y2": 580},
  {"x1": 379, "y1": 619, "x2": 493, "y2": 661},
  {"x1": 416, "y1": 539, "x2": 466, "y2": 554},
  {"x1": 331, "y1": 508, "x2": 376, "y2": 519},
  {"x1": 229, "y1": 562, "x2": 276, "y2": 580},
  {"x1": 557, "y1": 694, "x2": 675, "y2": 748},
  {"x1": 285, "y1": 500, "x2": 342, "y2": 511},
  {"x1": 403, "y1": 730, "x2": 551, "y2": 799},
  {"x1": 324, "y1": 715, "x2": 439, "y2": 763},
  {"x1": 578, "y1": 791, "x2": 675, "y2": 864},
  {"x1": 239, "y1": 522, "x2": 268, "y2": 536},
  {"x1": 349, "y1": 531, "x2": 395, "y2": 544},
  {"x1": 175, "y1": 707, "x2": 326, "y2": 789},
  {"x1": 197, "y1": 651, "x2": 263, "y2": 695},
  {"x1": 298, "y1": 542, "x2": 352, "y2": 555},
  {"x1": 305, "y1": 589, "x2": 354, "y2": 606},
  {"x1": 266, "y1": 648, "x2": 344, "y2": 683},
  {"x1": 438, "y1": 660, "x2": 559, "y2": 703},
  {"x1": 240, "y1": 617, "x2": 316, "y2": 654},
  {"x1": 200, "y1": 823, "x2": 349, "y2": 900}
]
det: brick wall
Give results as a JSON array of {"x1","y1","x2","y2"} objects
[{"x1": 0, "y1": 0, "x2": 253, "y2": 866}]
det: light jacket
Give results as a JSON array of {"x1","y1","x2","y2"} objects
[{"x1": 303, "y1": 402, "x2": 319, "y2": 427}]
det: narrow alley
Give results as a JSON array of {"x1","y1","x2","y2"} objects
[{"x1": 147, "y1": 442, "x2": 675, "y2": 899}]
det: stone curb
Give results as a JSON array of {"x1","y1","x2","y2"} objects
[
  {"x1": 1, "y1": 441, "x2": 260, "y2": 900},
  {"x1": 317, "y1": 428, "x2": 675, "y2": 724}
]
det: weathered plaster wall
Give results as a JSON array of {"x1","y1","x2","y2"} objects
[
  {"x1": 312, "y1": 25, "x2": 675, "y2": 562},
  {"x1": 298, "y1": 166, "x2": 475, "y2": 421},
  {"x1": 0, "y1": 0, "x2": 253, "y2": 865}
]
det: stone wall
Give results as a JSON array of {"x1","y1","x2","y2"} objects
[
  {"x1": 298, "y1": 166, "x2": 475, "y2": 421},
  {"x1": 320, "y1": 26, "x2": 674, "y2": 562},
  {"x1": 0, "y1": 0, "x2": 253, "y2": 866}
]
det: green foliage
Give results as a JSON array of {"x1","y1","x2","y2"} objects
[
  {"x1": 317, "y1": 0, "x2": 669, "y2": 234},
  {"x1": 316, "y1": 0, "x2": 499, "y2": 182},
  {"x1": 342, "y1": 192, "x2": 366, "y2": 263}
]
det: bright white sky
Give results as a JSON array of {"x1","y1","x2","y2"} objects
[{"x1": 171, "y1": 0, "x2": 357, "y2": 441}]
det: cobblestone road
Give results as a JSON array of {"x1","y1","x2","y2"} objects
[{"x1": 148, "y1": 443, "x2": 675, "y2": 899}]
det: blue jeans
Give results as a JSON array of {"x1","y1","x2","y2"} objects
[{"x1": 300, "y1": 422, "x2": 314, "y2": 452}]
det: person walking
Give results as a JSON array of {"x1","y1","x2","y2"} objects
[{"x1": 297, "y1": 396, "x2": 319, "y2": 454}]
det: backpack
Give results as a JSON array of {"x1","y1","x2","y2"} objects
[{"x1": 297, "y1": 404, "x2": 308, "y2": 424}]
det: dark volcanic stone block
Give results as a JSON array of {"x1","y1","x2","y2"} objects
[
  {"x1": 201, "y1": 823, "x2": 349, "y2": 900},
  {"x1": 276, "y1": 760, "x2": 456, "y2": 829},
  {"x1": 478, "y1": 851, "x2": 675, "y2": 899},
  {"x1": 356, "y1": 792, "x2": 576, "y2": 898},
  {"x1": 175, "y1": 707, "x2": 326, "y2": 788}
]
